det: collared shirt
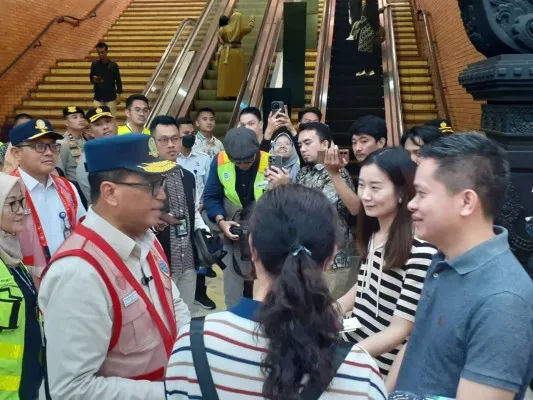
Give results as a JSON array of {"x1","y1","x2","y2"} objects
[
  {"x1": 117, "y1": 124, "x2": 150, "y2": 135},
  {"x1": 177, "y1": 149, "x2": 211, "y2": 199},
  {"x1": 59, "y1": 132, "x2": 85, "y2": 181},
  {"x1": 192, "y1": 131, "x2": 224, "y2": 160},
  {"x1": 38, "y1": 207, "x2": 191, "y2": 400},
  {"x1": 296, "y1": 164, "x2": 356, "y2": 269},
  {"x1": 18, "y1": 168, "x2": 87, "y2": 256},
  {"x1": 396, "y1": 227, "x2": 533, "y2": 399}
]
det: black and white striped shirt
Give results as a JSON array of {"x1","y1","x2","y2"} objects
[{"x1": 344, "y1": 237, "x2": 437, "y2": 375}]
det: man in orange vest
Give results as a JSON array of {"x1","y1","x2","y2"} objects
[
  {"x1": 39, "y1": 134, "x2": 191, "y2": 399},
  {"x1": 9, "y1": 119, "x2": 86, "y2": 286}
]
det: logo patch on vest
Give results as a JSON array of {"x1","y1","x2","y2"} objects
[
  {"x1": 159, "y1": 260, "x2": 169, "y2": 275},
  {"x1": 122, "y1": 291, "x2": 140, "y2": 307},
  {"x1": 222, "y1": 172, "x2": 230, "y2": 181}
]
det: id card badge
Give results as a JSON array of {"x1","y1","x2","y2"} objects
[{"x1": 175, "y1": 216, "x2": 188, "y2": 237}]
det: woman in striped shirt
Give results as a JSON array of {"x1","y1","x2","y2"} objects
[
  {"x1": 165, "y1": 185, "x2": 387, "y2": 399},
  {"x1": 338, "y1": 148, "x2": 437, "y2": 376}
]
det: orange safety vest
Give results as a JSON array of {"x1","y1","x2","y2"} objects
[{"x1": 42, "y1": 223, "x2": 176, "y2": 381}]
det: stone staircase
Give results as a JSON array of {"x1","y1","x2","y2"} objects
[
  {"x1": 390, "y1": 0, "x2": 438, "y2": 127},
  {"x1": 12, "y1": 0, "x2": 206, "y2": 131}
]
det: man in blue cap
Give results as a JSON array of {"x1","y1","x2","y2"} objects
[
  {"x1": 39, "y1": 134, "x2": 191, "y2": 399},
  {"x1": 9, "y1": 118, "x2": 86, "y2": 285}
]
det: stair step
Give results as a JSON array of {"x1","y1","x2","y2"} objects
[
  {"x1": 37, "y1": 82, "x2": 145, "y2": 90},
  {"x1": 397, "y1": 44, "x2": 419, "y2": 51},
  {"x1": 403, "y1": 112, "x2": 439, "y2": 121},
  {"x1": 402, "y1": 102, "x2": 437, "y2": 112},
  {"x1": 399, "y1": 68, "x2": 430, "y2": 76},
  {"x1": 29, "y1": 91, "x2": 139, "y2": 99},
  {"x1": 398, "y1": 59, "x2": 429, "y2": 67},
  {"x1": 395, "y1": 37, "x2": 417, "y2": 44},
  {"x1": 398, "y1": 51, "x2": 420, "y2": 56},
  {"x1": 400, "y1": 76, "x2": 432, "y2": 84},
  {"x1": 402, "y1": 93, "x2": 436, "y2": 102},
  {"x1": 395, "y1": 26, "x2": 415, "y2": 32},
  {"x1": 88, "y1": 51, "x2": 164, "y2": 58},
  {"x1": 22, "y1": 99, "x2": 121, "y2": 107},
  {"x1": 15, "y1": 107, "x2": 126, "y2": 117},
  {"x1": 113, "y1": 20, "x2": 196, "y2": 27},
  {"x1": 105, "y1": 34, "x2": 175, "y2": 40},
  {"x1": 44, "y1": 76, "x2": 152, "y2": 83},
  {"x1": 103, "y1": 41, "x2": 187, "y2": 49},
  {"x1": 401, "y1": 85, "x2": 434, "y2": 93},
  {"x1": 56, "y1": 60, "x2": 158, "y2": 67},
  {"x1": 393, "y1": 21, "x2": 415, "y2": 27},
  {"x1": 107, "y1": 26, "x2": 180, "y2": 33}
]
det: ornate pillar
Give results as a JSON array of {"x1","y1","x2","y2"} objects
[{"x1": 457, "y1": 0, "x2": 533, "y2": 270}]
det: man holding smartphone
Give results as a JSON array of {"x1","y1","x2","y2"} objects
[{"x1": 90, "y1": 42, "x2": 123, "y2": 116}]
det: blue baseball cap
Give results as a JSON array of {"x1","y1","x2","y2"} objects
[
  {"x1": 10, "y1": 119, "x2": 63, "y2": 146},
  {"x1": 85, "y1": 133, "x2": 176, "y2": 175}
]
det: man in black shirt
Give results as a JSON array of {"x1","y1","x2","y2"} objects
[{"x1": 90, "y1": 42, "x2": 123, "y2": 116}]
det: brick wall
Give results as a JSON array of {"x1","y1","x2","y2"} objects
[
  {"x1": 416, "y1": 0, "x2": 485, "y2": 131},
  {"x1": 0, "y1": 0, "x2": 132, "y2": 121}
]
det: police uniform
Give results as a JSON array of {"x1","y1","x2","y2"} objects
[
  {"x1": 39, "y1": 134, "x2": 191, "y2": 399},
  {"x1": 59, "y1": 106, "x2": 86, "y2": 182}
]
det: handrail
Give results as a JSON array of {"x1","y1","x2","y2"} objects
[
  {"x1": 228, "y1": 0, "x2": 283, "y2": 128},
  {"x1": 416, "y1": 9, "x2": 451, "y2": 121},
  {"x1": 146, "y1": 0, "x2": 230, "y2": 124},
  {"x1": 143, "y1": 18, "x2": 197, "y2": 96},
  {"x1": 0, "y1": 0, "x2": 109, "y2": 80},
  {"x1": 170, "y1": 0, "x2": 236, "y2": 118},
  {"x1": 379, "y1": 0, "x2": 403, "y2": 145},
  {"x1": 312, "y1": 0, "x2": 336, "y2": 119}
]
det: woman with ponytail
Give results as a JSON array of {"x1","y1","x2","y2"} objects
[{"x1": 165, "y1": 185, "x2": 386, "y2": 400}]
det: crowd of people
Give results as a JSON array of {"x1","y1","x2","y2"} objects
[{"x1": 0, "y1": 40, "x2": 532, "y2": 400}]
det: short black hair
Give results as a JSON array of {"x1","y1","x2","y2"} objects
[
  {"x1": 88, "y1": 169, "x2": 130, "y2": 204},
  {"x1": 175, "y1": 117, "x2": 194, "y2": 129},
  {"x1": 349, "y1": 115, "x2": 387, "y2": 143},
  {"x1": 297, "y1": 107, "x2": 322, "y2": 122},
  {"x1": 96, "y1": 42, "x2": 108, "y2": 51},
  {"x1": 126, "y1": 94, "x2": 149, "y2": 109},
  {"x1": 196, "y1": 108, "x2": 215, "y2": 119},
  {"x1": 299, "y1": 122, "x2": 332, "y2": 145},
  {"x1": 149, "y1": 115, "x2": 178, "y2": 134},
  {"x1": 419, "y1": 132, "x2": 509, "y2": 218},
  {"x1": 14, "y1": 113, "x2": 32, "y2": 124},
  {"x1": 239, "y1": 106, "x2": 262, "y2": 122},
  {"x1": 219, "y1": 15, "x2": 229, "y2": 27},
  {"x1": 401, "y1": 125, "x2": 443, "y2": 147}
]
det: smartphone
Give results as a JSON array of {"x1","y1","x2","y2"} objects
[
  {"x1": 268, "y1": 155, "x2": 283, "y2": 169},
  {"x1": 271, "y1": 101, "x2": 285, "y2": 114},
  {"x1": 317, "y1": 150, "x2": 326, "y2": 164},
  {"x1": 339, "y1": 148, "x2": 350, "y2": 161},
  {"x1": 160, "y1": 212, "x2": 180, "y2": 225}
]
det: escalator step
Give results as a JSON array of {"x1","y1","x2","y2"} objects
[{"x1": 327, "y1": 108, "x2": 385, "y2": 121}]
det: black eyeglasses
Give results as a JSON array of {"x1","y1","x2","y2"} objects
[
  {"x1": 156, "y1": 136, "x2": 181, "y2": 145},
  {"x1": 111, "y1": 177, "x2": 167, "y2": 197},
  {"x1": 17, "y1": 143, "x2": 61, "y2": 154},
  {"x1": 4, "y1": 198, "x2": 26, "y2": 213}
]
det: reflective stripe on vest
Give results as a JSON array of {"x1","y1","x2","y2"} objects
[
  {"x1": 0, "y1": 258, "x2": 25, "y2": 398},
  {"x1": 42, "y1": 224, "x2": 175, "y2": 381},
  {"x1": 216, "y1": 151, "x2": 268, "y2": 207}
]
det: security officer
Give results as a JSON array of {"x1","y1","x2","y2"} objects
[
  {"x1": 202, "y1": 127, "x2": 269, "y2": 308},
  {"x1": 76, "y1": 106, "x2": 118, "y2": 204},
  {"x1": 39, "y1": 134, "x2": 191, "y2": 399},
  {"x1": 59, "y1": 106, "x2": 87, "y2": 206}
]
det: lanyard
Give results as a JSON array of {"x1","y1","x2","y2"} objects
[
  {"x1": 12, "y1": 264, "x2": 37, "y2": 298},
  {"x1": 75, "y1": 224, "x2": 177, "y2": 356},
  {"x1": 12, "y1": 170, "x2": 76, "y2": 261}
]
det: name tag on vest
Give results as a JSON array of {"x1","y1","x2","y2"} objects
[{"x1": 122, "y1": 291, "x2": 140, "y2": 307}]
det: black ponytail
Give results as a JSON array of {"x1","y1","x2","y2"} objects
[{"x1": 249, "y1": 185, "x2": 341, "y2": 400}]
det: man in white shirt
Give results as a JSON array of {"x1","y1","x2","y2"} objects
[
  {"x1": 9, "y1": 118, "x2": 86, "y2": 283},
  {"x1": 192, "y1": 108, "x2": 224, "y2": 159},
  {"x1": 39, "y1": 134, "x2": 191, "y2": 400}
]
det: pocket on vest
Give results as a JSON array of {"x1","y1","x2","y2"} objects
[
  {"x1": 117, "y1": 299, "x2": 160, "y2": 355},
  {"x1": 0, "y1": 283, "x2": 23, "y2": 330}
]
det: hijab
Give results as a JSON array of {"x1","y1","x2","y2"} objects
[
  {"x1": 0, "y1": 173, "x2": 23, "y2": 266},
  {"x1": 222, "y1": 12, "x2": 245, "y2": 43},
  {"x1": 270, "y1": 132, "x2": 300, "y2": 182}
]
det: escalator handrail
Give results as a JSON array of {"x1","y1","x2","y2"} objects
[
  {"x1": 228, "y1": 0, "x2": 283, "y2": 128},
  {"x1": 311, "y1": 0, "x2": 336, "y2": 119},
  {"x1": 379, "y1": 0, "x2": 403, "y2": 145},
  {"x1": 143, "y1": 18, "x2": 197, "y2": 96},
  {"x1": 146, "y1": 0, "x2": 227, "y2": 125},
  {"x1": 171, "y1": 0, "x2": 236, "y2": 118},
  {"x1": 416, "y1": 9, "x2": 451, "y2": 121}
]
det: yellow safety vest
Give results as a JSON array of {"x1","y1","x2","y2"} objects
[
  {"x1": 217, "y1": 151, "x2": 268, "y2": 207},
  {"x1": 0, "y1": 259, "x2": 26, "y2": 399},
  {"x1": 117, "y1": 125, "x2": 150, "y2": 135}
]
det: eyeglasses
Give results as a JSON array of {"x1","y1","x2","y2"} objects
[
  {"x1": 4, "y1": 198, "x2": 26, "y2": 213},
  {"x1": 156, "y1": 136, "x2": 181, "y2": 145},
  {"x1": 111, "y1": 177, "x2": 167, "y2": 197},
  {"x1": 17, "y1": 143, "x2": 61, "y2": 154}
]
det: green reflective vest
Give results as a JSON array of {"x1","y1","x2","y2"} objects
[
  {"x1": 0, "y1": 259, "x2": 26, "y2": 399},
  {"x1": 217, "y1": 151, "x2": 269, "y2": 207}
]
